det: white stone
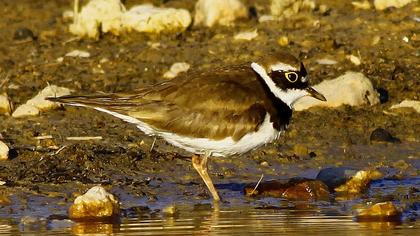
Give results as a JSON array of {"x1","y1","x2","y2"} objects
[
  {"x1": 69, "y1": 186, "x2": 120, "y2": 219},
  {"x1": 271, "y1": 0, "x2": 316, "y2": 18},
  {"x1": 316, "y1": 58, "x2": 338, "y2": 65},
  {"x1": 352, "y1": 1, "x2": 371, "y2": 9},
  {"x1": 69, "y1": 0, "x2": 126, "y2": 39},
  {"x1": 0, "y1": 141, "x2": 9, "y2": 160},
  {"x1": 65, "y1": 50, "x2": 90, "y2": 58},
  {"x1": 194, "y1": 0, "x2": 247, "y2": 27},
  {"x1": 234, "y1": 29, "x2": 258, "y2": 41},
  {"x1": 163, "y1": 62, "x2": 190, "y2": 79},
  {"x1": 0, "y1": 94, "x2": 12, "y2": 116},
  {"x1": 374, "y1": 0, "x2": 416, "y2": 10},
  {"x1": 346, "y1": 54, "x2": 361, "y2": 66},
  {"x1": 390, "y1": 100, "x2": 420, "y2": 113},
  {"x1": 258, "y1": 14, "x2": 276, "y2": 23},
  {"x1": 63, "y1": 10, "x2": 74, "y2": 21},
  {"x1": 122, "y1": 4, "x2": 191, "y2": 34},
  {"x1": 294, "y1": 72, "x2": 380, "y2": 111},
  {"x1": 12, "y1": 104, "x2": 40, "y2": 118},
  {"x1": 12, "y1": 85, "x2": 71, "y2": 118}
]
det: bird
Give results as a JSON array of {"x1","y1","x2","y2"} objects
[{"x1": 47, "y1": 51, "x2": 326, "y2": 201}]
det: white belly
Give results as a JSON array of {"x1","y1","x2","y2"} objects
[
  {"x1": 92, "y1": 107, "x2": 281, "y2": 157},
  {"x1": 159, "y1": 114, "x2": 282, "y2": 157}
]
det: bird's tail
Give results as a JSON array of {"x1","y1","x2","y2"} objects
[{"x1": 46, "y1": 94, "x2": 138, "y2": 107}]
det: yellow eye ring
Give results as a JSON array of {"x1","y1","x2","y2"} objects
[{"x1": 285, "y1": 72, "x2": 298, "y2": 83}]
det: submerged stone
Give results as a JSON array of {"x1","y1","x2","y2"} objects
[
  {"x1": 355, "y1": 202, "x2": 401, "y2": 221},
  {"x1": 244, "y1": 178, "x2": 330, "y2": 201}
]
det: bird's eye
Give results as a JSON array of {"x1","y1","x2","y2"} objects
[{"x1": 285, "y1": 72, "x2": 298, "y2": 83}]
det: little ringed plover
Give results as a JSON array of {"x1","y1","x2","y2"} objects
[{"x1": 47, "y1": 51, "x2": 326, "y2": 201}]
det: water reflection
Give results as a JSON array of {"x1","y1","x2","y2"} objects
[
  {"x1": 71, "y1": 222, "x2": 118, "y2": 235},
  {"x1": 116, "y1": 205, "x2": 416, "y2": 235},
  {"x1": 0, "y1": 205, "x2": 418, "y2": 235}
]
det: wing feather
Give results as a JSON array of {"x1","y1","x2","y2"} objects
[{"x1": 48, "y1": 65, "x2": 269, "y2": 141}]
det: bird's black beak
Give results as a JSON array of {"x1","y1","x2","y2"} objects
[{"x1": 306, "y1": 87, "x2": 327, "y2": 101}]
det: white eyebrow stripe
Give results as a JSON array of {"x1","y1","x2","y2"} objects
[
  {"x1": 251, "y1": 62, "x2": 308, "y2": 108},
  {"x1": 270, "y1": 62, "x2": 297, "y2": 72},
  {"x1": 251, "y1": 62, "x2": 287, "y2": 101}
]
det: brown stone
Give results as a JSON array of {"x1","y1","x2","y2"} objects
[
  {"x1": 356, "y1": 202, "x2": 401, "y2": 222},
  {"x1": 282, "y1": 180, "x2": 330, "y2": 201},
  {"x1": 244, "y1": 178, "x2": 330, "y2": 201}
]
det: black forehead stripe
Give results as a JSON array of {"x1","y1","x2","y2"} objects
[{"x1": 269, "y1": 70, "x2": 303, "y2": 77}]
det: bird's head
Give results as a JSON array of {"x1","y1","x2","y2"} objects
[{"x1": 251, "y1": 52, "x2": 326, "y2": 108}]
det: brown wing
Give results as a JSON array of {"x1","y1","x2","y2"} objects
[{"x1": 49, "y1": 65, "x2": 268, "y2": 141}]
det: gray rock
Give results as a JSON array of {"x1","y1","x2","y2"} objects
[
  {"x1": 316, "y1": 167, "x2": 358, "y2": 190},
  {"x1": 370, "y1": 128, "x2": 401, "y2": 144},
  {"x1": 13, "y1": 28, "x2": 35, "y2": 41}
]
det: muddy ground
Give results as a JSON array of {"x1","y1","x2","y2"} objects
[{"x1": 0, "y1": 0, "x2": 419, "y2": 225}]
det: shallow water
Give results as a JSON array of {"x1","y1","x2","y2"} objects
[
  {"x1": 1, "y1": 178, "x2": 418, "y2": 235},
  {"x1": 2, "y1": 207, "x2": 417, "y2": 235}
]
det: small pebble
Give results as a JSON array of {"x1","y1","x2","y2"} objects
[
  {"x1": 370, "y1": 128, "x2": 401, "y2": 144},
  {"x1": 315, "y1": 58, "x2": 337, "y2": 65},
  {"x1": 163, "y1": 204, "x2": 178, "y2": 216},
  {"x1": 20, "y1": 216, "x2": 47, "y2": 229},
  {"x1": 0, "y1": 94, "x2": 12, "y2": 115},
  {"x1": 0, "y1": 195, "x2": 11, "y2": 206},
  {"x1": 258, "y1": 15, "x2": 276, "y2": 22},
  {"x1": 260, "y1": 161, "x2": 269, "y2": 167},
  {"x1": 0, "y1": 141, "x2": 9, "y2": 160},
  {"x1": 293, "y1": 144, "x2": 308, "y2": 156},
  {"x1": 277, "y1": 36, "x2": 289, "y2": 46},
  {"x1": 248, "y1": 6, "x2": 258, "y2": 19},
  {"x1": 346, "y1": 54, "x2": 361, "y2": 66},
  {"x1": 65, "y1": 50, "x2": 91, "y2": 58},
  {"x1": 234, "y1": 29, "x2": 258, "y2": 41},
  {"x1": 13, "y1": 27, "x2": 35, "y2": 41},
  {"x1": 371, "y1": 35, "x2": 381, "y2": 45},
  {"x1": 376, "y1": 88, "x2": 389, "y2": 104},
  {"x1": 352, "y1": 1, "x2": 371, "y2": 10},
  {"x1": 356, "y1": 201, "x2": 401, "y2": 221},
  {"x1": 390, "y1": 100, "x2": 420, "y2": 113},
  {"x1": 163, "y1": 62, "x2": 190, "y2": 79}
]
